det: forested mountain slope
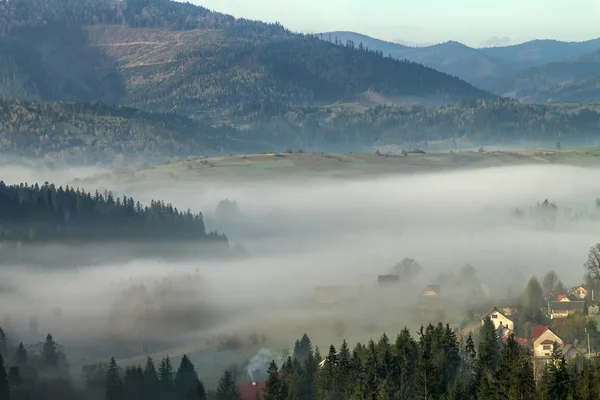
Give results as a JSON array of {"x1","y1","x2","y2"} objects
[
  {"x1": 321, "y1": 32, "x2": 600, "y2": 100},
  {"x1": 488, "y1": 49, "x2": 600, "y2": 103},
  {"x1": 0, "y1": 0, "x2": 490, "y2": 120}
]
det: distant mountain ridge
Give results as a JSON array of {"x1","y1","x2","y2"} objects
[{"x1": 321, "y1": 31, "x2": 600, "y2": 101}]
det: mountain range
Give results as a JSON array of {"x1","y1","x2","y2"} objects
[
  {"x1": 0, "y1": 0, "x2": 489, "y2": 118},
  {"x1": 322, "y1": 31, "x2": 600, "y2": 102},
  {"x1": 0, "y1": 0, "x2": 599, "y2": 164}
]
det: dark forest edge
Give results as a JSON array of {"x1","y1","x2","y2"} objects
[
  {"x1": 0, "y1": 181, "x2": 229, "y2": 264},
  {"x1": 0, "y1": 318, "x2": 597, "y2": 400}
]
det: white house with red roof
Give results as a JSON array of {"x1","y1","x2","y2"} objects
[{"x1": 532, "y1": 326, "x2": 563, "y2": 358}]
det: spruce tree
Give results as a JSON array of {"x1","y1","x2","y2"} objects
[
  {"x1": 174, "y1": 355, "x2": 201, "y2": 399},
  {"x1": 495, "y1": 333, "x2": 535, "y2": 400},
  {"x1": 214, "y1": 370, "x2": 240, "y2": 400},
  {"x1": 0, "y1": 328, "x2": 6, "y2": 358},
  {"x1": 42, "y1": 334, "x2": 59, "y2": 367},
  {"x1": 159, "y1": 355, "x2": 174, "y2": 396},
  {"x1": 196, "y1": 379, "x2": 207, "y2": 400},
  {"x1": 0, "y1": 353, "x2": 9, "y2": 400},
  {"x1": 14, "y1": 343, "x2": 27, "y2": 365},
  {"x1": 394, "y1": 328, "x2": 418, "y2": 400},
  {"x1": 124, "y1": 365, "x2": 144, "y2": 400},
  {"x1": 263, "y1": 360, "x2": 282, "y2": 400},
  {"x1": 106, "y1": 357, "x2": 123, "y2": 400},
  {"x1": 540, "y1": 343, "x2": 570, "y2": 400},
  {"x1": 143, "y1": 357, "x2": 160, "y2": 400},
  {"x1": 477, "y1": 317, "x2": 500, "y2": 374}
]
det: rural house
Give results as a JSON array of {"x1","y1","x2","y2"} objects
[
  {"x1": 557, "y1": 294, "x2": 571, "y2": 302},
  {"x1": 550, "y1": 301, "x2": 587, "y2": 319},
  {"x1": 532, "y1": 326, "x2": 563, "y2": 358},
  {"x1": 421, "y1": 285, "x2": 441, "y2": 296},
  {"x1": 481, "y1": 306, "x2": 514, "y2": 331},
  {"x1": 571, "y1": 285, "x2": 588, "y2": 300},
  {"x1": 238, "y1": 382, "x2": 265, "y2": 400}
]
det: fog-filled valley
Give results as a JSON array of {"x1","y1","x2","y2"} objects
[
  {"x1": 2, "y1": 0, "x2": 600, "y2": 398},
  {"x1": 3, "y1": 163, "x2": 600, "y2": 394}
]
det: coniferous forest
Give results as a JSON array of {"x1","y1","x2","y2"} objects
[
  {"x1": 1, "y1": 318, "x2": 599, "y2": 400},
  {"x1": 0, "y1": 180, "x2": 226, "y2": 243}
]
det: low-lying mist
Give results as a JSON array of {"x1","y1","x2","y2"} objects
[{"x1": 2, "y1": 163, "x2": 600, "y2": 376}]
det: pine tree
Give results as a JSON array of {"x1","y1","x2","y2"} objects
[
  {"x1": 477, "y1": 317, "x2": 500, "y2": 374},
  {"x1": 42, "y1": 334, "x2": 59, "y2": 367},
  {"x1": 159, "y1": 355, "x2": 174, "y2": 396},
  {"x1": 333, "y1": 340, "x2": 352, "y2": 399},
  {"x1": 214, "y1": 370, "x2": 240, "y2": 400},
  {"x1": 0, "y1": 353, "x2": 9, "y2": 400},
  {"x1": 106, "y1": 357, "x2": 123, "y2": 400},
  {"x1": 196, "y1": 379, "x2": 207, "y2": 400},
  {"x1": 123, "y1": 365, "x2": 144, "y2": 400},
  {"x1": 394, "y1": 328, "x2": 419, "y2": 400},
  {"x1": 14, "y1": 343, "x2": 27, "y2": 365},
  {"x1": 0, "y1": 328, "x2": 6, "y2": 358},
  {"x1": 540, "y1": 343, "x2": 570, "y2": 400},
  {"x1": 143, "y1": 357, "x2": 160, "y2": 400},
  {"x1": 316, "y1": 345, "x2": 336, "y2": 399},
  {"x1": 495, "y1": 333, "x2": 535, "y2": 400},
  {"x1": 174, "y1": 355, "x2": 201, "y2": 399},
  {"x1": 263, "y1": 360, "x2": 282, "y2": 400}
]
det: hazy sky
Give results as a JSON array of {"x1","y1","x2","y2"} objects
[{"x1": 194, "y1": 0, "x2": 600, "y2": 47}]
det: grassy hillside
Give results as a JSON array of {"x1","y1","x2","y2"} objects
[
  {"x1": 0, "y1": 0, "x2": 490, "y2": 120},
  {"x1": 81, "y1": 148, "x2": 600, "y2": 186}
]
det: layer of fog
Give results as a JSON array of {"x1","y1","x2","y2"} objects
[{"x1": 2, "y1": 163, "x2": 600, "y2": 369}]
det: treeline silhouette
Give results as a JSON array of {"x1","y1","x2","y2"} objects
[
  {"x1": 0, "y1": 181, "x2": 226, "y2": 243},
  {"x1": 1, "y1": 318, "x2": 598, "y2": 400},
  {"x1": 0, "y1": 0, "x2": 289, "y2": 37},
  {"x1": 3, "y1": 99, "x2": 600, "y2": 161}
]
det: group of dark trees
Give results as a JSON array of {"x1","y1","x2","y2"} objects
[
  {"x1": 5, "y1": 317, "x2": 600, "y2": 400},
  {"x1": 0, "y1": 180, "x2": 226, "y2": 243}
]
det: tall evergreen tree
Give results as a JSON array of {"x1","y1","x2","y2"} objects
[
  {"x1": 0, "y1": 328, "x2": 6, "y2": 358},
  {"x1": 0, "y1": 353, "x2": 8, "y2": 400},
  {"x1": 263, "y1": 360, "x2": 283, "y2": 400},
  {"x1": 174, "y1": 355, "x2": 202, "y2": 399},
  {"x1": 540, "y1": 343, "x2": 570, "y2": 400},
  {"x1": 159, "y1": 356, "x2": 174, "y2": 398},
  {"x1": 477, "y1": 317, "x2": 500, "y2": 374},
  {"x1": 495, "y1": 333, "x2": 535, "y2": 400},
  {"x1": 195, "y1": 380, "x2": 207, "y2": 400},
  {"x1": 14, "y1": 343, "x2": 27, "y2": 366},
  {"x1": 394, "y1": 328, "x2": 419, "y2": 400},
  {"x1": 123, "y1": 365, "x2": 144, "y2": 400},
  {"x1": 214, "y1": 370, "x2": 240, "y2": 400},
  {"x1": 143, "y1": 357, "x2": 160, "y2": 400},
  {"x1": 42, "y1": 334, "x2": 59, "y2": 367},
  {"x1": 106, "y1": 357, "x2": 123, "y2": 400}
]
